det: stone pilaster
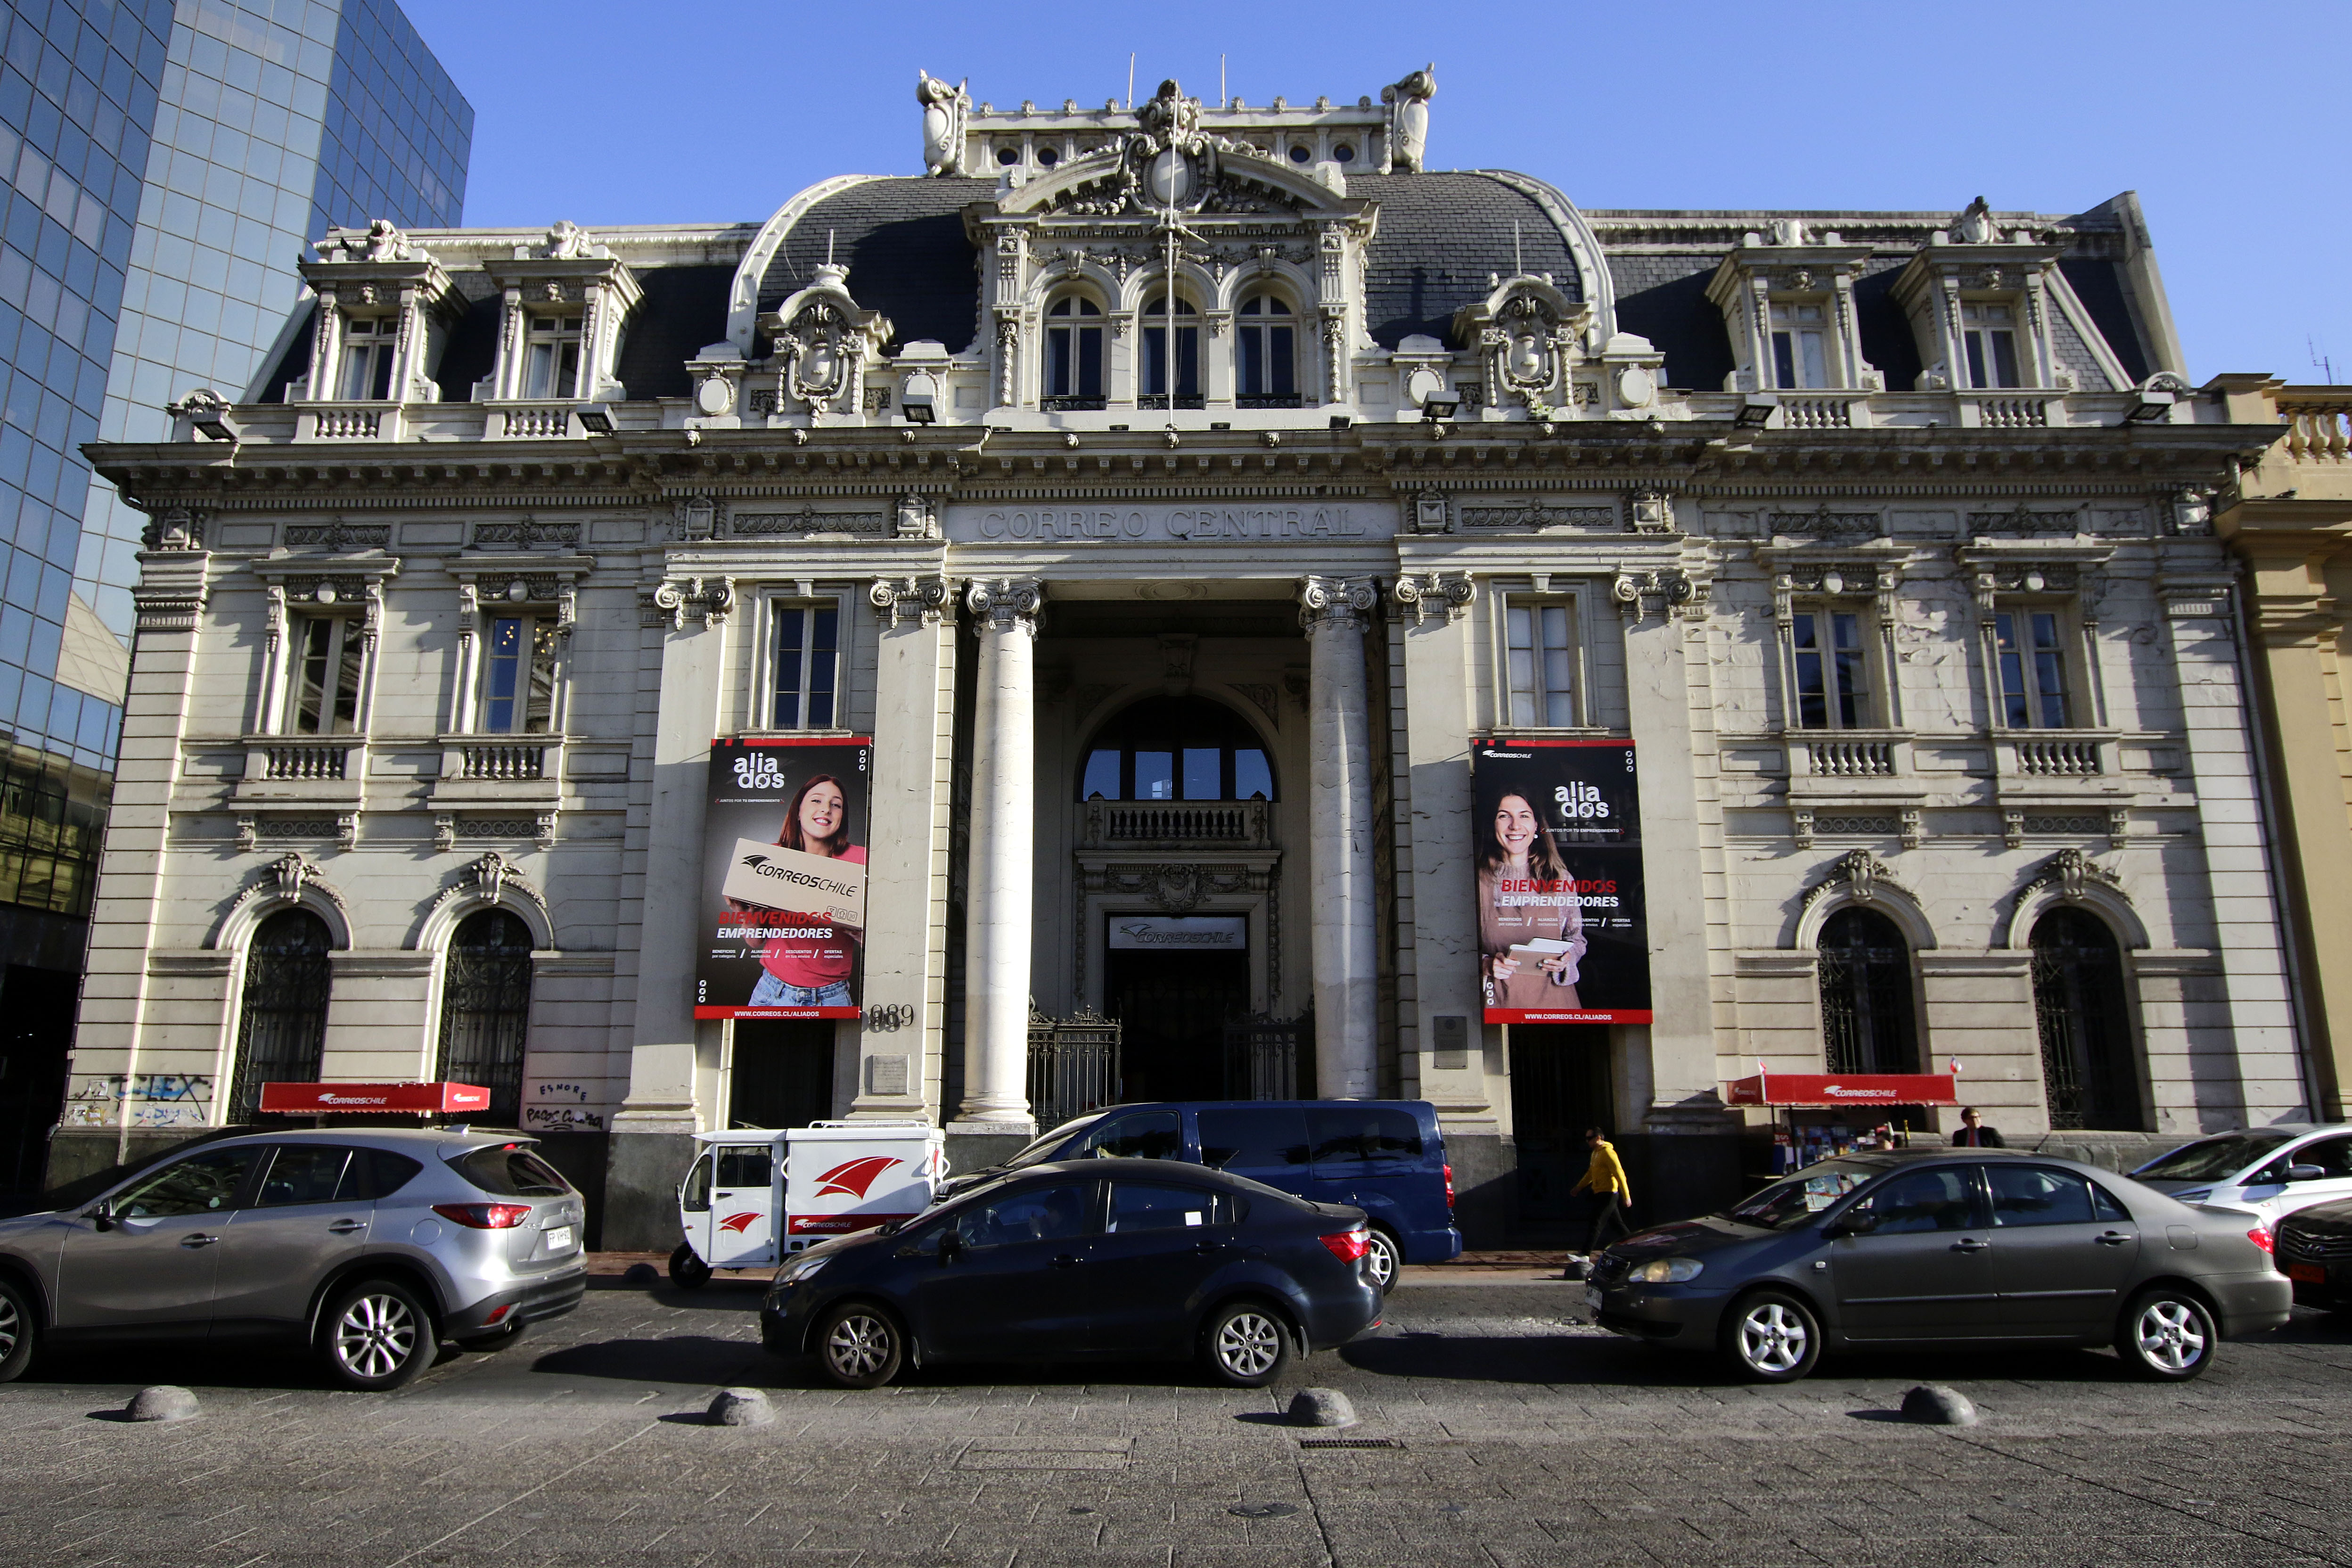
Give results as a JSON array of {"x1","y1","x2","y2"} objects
[
  {"x1": 954, "y1": 577, "x2": 1042, "y2": 1135},
  {"x1": 1297, "y1": 575, "x2": 1380, "y2": 1097}
]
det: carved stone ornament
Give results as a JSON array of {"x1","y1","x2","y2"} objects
[
  {"x1": 318, "y1": 218, "x2": 416, "y2": 264},
  {"x1": 1769, "y1": 508, "x2": 1881, "y2": 542},
  {"x1": 1295, "y1": 575, "x2": 1379, "y2": 631},
  {"x1": 1049, "y1": 81, "x2": 1303, "y2": 219},
  {"x1": 1390, "y1": 573, "x2": 1474, "y2": 625},
  {"x1": 649, "y1": 575, "x2": 733, "y2": 630},
  {"x1": 142, "y1": 506, "x2": 206, "y2": 551},
  {"x1": 469, "y1": 518, "x2": 580, "y2": 550},
  {"x1": 1083, "y1": 862, "x2": 1264, "y2": 915},
  {"x1": 964, "y1": 577, "x2": 1043, "y2": 632},
  {"x1": 1631, "y1": 490, "x2": 1677, "y2": 535},
  {"x1": 1801, "y1": 847, "x2": 1908, "y2": 911},
  {"x1": 1410, "y1": 489, "x2": 1451, "y2": 534},
  {"x1": 894, "y1": 494, "x2": 942, "y2": 540},
  {"x1": 1457, "y1": 278, "x2": 1582, "y2": 412},
  {"x1": 1380, "y1": 65, "x2": 1435, "y2": 173},
  {"x1": 869, "y1": 575, "x2": 953, "y2": 627},
  {"x1": 760, "y1": 265, "x2": 893, "y2": 415},
  {"x1": 426, "y1": 850, "x2": 547, "y2": 931},
  {"x1": 917, "y1": 70, "x2": 970, "y2": 177},
  {"x1": 283, "y1": 520, "x2": 391, "y2": 551},
  {"x1": 2021, "y1": 846, "x2": 2125, "y2": 905},
  {"x1": 1610, "y1": 568, "x2": 1701, "y2": 620}
]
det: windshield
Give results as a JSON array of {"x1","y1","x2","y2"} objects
[
  {"x1": 1726, "y1": 1162, "x2": 1879, "y2": 1231},
  {"x1": 2134, "y1": 1131, "x2": 2297, "y2": 1182},
  {"x1": 1003, "y1": 1114, "x2": 1105, "y2": 1169}
]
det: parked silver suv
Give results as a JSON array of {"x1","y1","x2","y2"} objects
[{"x1": 0, "y1": 1126, "x2": 586, "y2": 1390}]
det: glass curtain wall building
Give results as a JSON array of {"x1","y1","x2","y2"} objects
[{"x1": 0, "y1": 0, "x2": 467, "y2": 1192}]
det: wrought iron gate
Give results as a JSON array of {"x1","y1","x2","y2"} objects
[
  {"x1": 1027, "y1": 1007, "x2": 1121, "y2": 1131},
  {"x1": 1220, "y1": 1010, "x2": 1315, "y2": 1100}
]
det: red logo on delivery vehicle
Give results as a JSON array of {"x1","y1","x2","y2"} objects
[
  {"x1": 813, "y1": 1155, "x2": 902, "y2": 1199},
  {"x1": 718, "y1": 1211, "x2": 761, "y2": 1233}
]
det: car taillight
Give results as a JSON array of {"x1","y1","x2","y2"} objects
[
  {"x1": 2249, "y1": 1225, "x2": 2273, "y2": 1254},
  {"x1": 434, "y1": 1202, "x2": 532, "y2": 1230},
  {"x1": 1443, "y1": 1163, "x2": 1455, "y2": 1210},
  {"x1": 1320, "y1": 1229, "x2": 1369, "y2": 1262}
]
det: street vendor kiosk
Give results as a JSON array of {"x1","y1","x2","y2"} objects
[{"x1": 1725, "y1": 1070, "x2": 1959, "y2": 1173}]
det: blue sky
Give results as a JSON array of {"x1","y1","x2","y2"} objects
[{"x1": 399, "y1": 1, "x2": 2348, "y2": 384}]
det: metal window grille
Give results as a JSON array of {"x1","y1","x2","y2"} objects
[
  {"x1": 435, "y1": 910, "x2": 535, "y2": 1124},
  {"x1": 2031, "y1": 908, "x2": 2140, "y2": 1131},
  {"x1": 1817, "y1": 908, "x2": 1917, "y2": 1075},
  {"x1": 1027, "y1": 1008, "x2": 1122, "y2": 1131},
  {"x1": 228, "y1": 910, "x2": 335, "y2": 1121}
]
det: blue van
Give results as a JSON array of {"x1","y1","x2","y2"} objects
[{"x1": 950, "y1": 1100, "x2": 1462, "y2": 1291}]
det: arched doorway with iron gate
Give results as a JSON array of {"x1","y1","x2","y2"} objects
[
  {"x1": 2031, "y1": 906, "x2": 2142, "y2": 1130},
  {"x1": 435, "y1": 909, "x2": 536, "y2": 1124},
  {"x1": 227, "y1": 908, "x2": 335, "y2": 1122}
]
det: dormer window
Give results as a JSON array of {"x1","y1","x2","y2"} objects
[
  {"x1": 1236, "y1": 294, "x2": 1297, "y2": 403},
  {"x1": 1044, "y1": 295, "x2": 1103, "y2": 407},
  {"x1": 523, "y1": 314, "x2": 582, "y2": 400},
  {"x1": 1962, "y1": 302, "x2": 2022, "y2": 389},
  {"x1": 338, "y1": 318, "x2": 396, "y2": 401},
  {"x1": 1770, "y1": 303, "x2": 1828, "y2": 390},
  {"x1": 1141, "y1": 292, "x2": 1200, "y2": 405}
]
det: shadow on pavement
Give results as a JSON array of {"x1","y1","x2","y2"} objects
[
  {"x1": 25, "y1": 1340, "x2": 467, "y2": 1393},
  {"x1": 529, "y1": 1335, "x2": 780, "y2": 1387},
  {"x1": 1342, "y1": 1332, "x2": 2156, "y2": 1388}
]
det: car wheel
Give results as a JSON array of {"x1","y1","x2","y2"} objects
[
  {"x1": 1364, "y1": 1228, "x2": 1402, "y2": 1295},
  {"x1": 815, "y1": 1302, "x2": 904, "y2": 1389},
  {"x1": 0, "y1": 1274, "x2": 36, "y2": 1384},
  {"x1": 1721, "y1": 1289, "x2": 1822, "y2": 1383},
  {"x1": 319, "y1": 1278, "x2": 434, "y2": 1392},
  {"x1": 669, "y1": 1243, "x2": 712, "y2": 1291},
  {"x1": 2117, "y1": 1287, "x2": 2216, "y2": 1380},
  {"x1": 1202, "y1": 1299, "x2": 1293, "y2": 1387}
]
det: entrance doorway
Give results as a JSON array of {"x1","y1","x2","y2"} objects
[
  {"x1": 0, "y1": 965, "x2": 75, "y2": 1196},
  {"x1": 1511, "y1": 1024, "x2": 1613, "y2": 1225},
  {"x1": 1104, "y1": 946, "x2": 1250, "y2": 1103},
  {"x1": 729, "y1": 1019, "x2": 835, "y2": 1129}
]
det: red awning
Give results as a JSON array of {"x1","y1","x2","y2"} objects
[
  {"x1": 1725, "y1": 1073, "x2": 1958, "y2": 1109},
  {"x1": 258, "y1": 1081, "x2": 492, "y2": 1115}
]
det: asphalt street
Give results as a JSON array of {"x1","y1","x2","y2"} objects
[{"x1": 2, "y1": 1267, "x2": 2350, "y2": 1568}]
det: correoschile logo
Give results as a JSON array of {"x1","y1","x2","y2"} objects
[{"x1": 813, "y1": 1155, "x2": 902, "y2": 1200}]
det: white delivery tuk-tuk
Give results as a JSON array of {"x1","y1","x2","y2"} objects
[{"x1": 669, "y1": 1120, "x2": 945, "y2": 1288}]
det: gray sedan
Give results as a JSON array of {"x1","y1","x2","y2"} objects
[
  {"x1": 1588, "y1": 1150, "x2": 2290, "y2": 1382},
  {"x1": 0, "y1": 1126, "x2": 586, "y2": 1390}
]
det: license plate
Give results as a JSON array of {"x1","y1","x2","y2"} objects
[
  {"x1": 2288, "y1": 1262, "x2": 2327, "y2": 1284},
  {"x1": 543, "y1": 1224, "x2": 574, "y2": 1253},
  {"x1": 1585, "y1": 1287, "x2": 1603, "y2": 1311}
]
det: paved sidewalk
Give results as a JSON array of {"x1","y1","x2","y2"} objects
[{"x1": 0, "y1": 1274, "x2": 2347, "y2": 1567}]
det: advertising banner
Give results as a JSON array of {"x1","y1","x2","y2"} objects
[
  {"x1": 696, "y1": 737, "x2": 872, "y2": 1021},
  {"x1": 1472, "y1": 739, "x2": 1651, "y2": 1025}
]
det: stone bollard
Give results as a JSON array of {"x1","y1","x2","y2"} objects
[
  {"x1": 1900, "y1": 1384, "x2": 1979, "y2": 1427},
  {"x1": 621, "y1": 1263, "x2": 658, "y2": 1287},
  {"x1": 125, "y1": 1386, "x2": 200, "y2": 1423},
  {"x1": 1286, "y1": 1387, "x2": 1357, "y2": 1428},
  {"x1": 707, "y1": 1387, "x2": 775, "y2": 1427}
]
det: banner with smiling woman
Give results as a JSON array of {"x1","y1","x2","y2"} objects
[
  {"x1": 696, "y1": 737, "x2": 872, "y2": 1021},
  {"x1": 1472, "y1": 739, "x2": 1651, "y2": 1025}
]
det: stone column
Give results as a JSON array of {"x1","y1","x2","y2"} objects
[
  {"x1": 954, "y1": 578, "x2": 1042, "y2": 1139},
  {"x1": 1297, "y1": 575, "x2": 1380, "y2": 1097},
  {"x1": 604, "y1": 575, "x2": 731, "y2": 1248}
]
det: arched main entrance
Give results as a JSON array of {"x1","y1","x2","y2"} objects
[
  {"x1": 2031, "y1": 907, "x2": 2141, "y2": 1130},
  {"x1": 228, "y1": 909, "x2": 334, "y2": 1122}
]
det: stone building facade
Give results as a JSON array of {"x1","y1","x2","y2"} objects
[{"x1": 62, "y1": 72, "x2": 2310, "y2": 1245}]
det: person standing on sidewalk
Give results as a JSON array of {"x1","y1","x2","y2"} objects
[
  {"x1": 1950, "y1": 1107, "x2": 2006, "y2": 1148},
  {"x1": 1573, "y1": 1126, "x2": 1632, "y2": 1259}
]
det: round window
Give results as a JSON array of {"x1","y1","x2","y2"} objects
[
  {"x1": 1288, "y1": 145, "x2": 1310, "y2": 164},
  {"x1": 1333, "y1": 144, "x2": 1355, "y2": 163},
  {"x1": 1037, "y1": 146, "x2": 1059, "y2": 167},
  {"x1": 996, "y1": 145, "x2": 1019, "y2": 166}
]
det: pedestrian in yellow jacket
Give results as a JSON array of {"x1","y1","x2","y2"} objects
[{"x1": 1572, "y1": 1127, "x2": 1632, "y2": 1258}]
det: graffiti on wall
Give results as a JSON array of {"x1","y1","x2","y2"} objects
[
  {"x1": 60, "y1": 1073, "x2": 215, "y2": 1129},
  {"x1": 521, "y1": 1077, "x2": 606, "y2": 1133}
]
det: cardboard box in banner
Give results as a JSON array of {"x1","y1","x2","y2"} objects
[
  {"x1": 697, "y1": 737, "x2": 872, "y2": 1021},
  {"x1": 1472, "y1": 738, "x2": 1652, "y2": 1025}
]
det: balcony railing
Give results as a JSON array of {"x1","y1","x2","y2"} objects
[
  {"x1": 259, "y1": 740, "x2": 349, "y2": 780},
  {"x1": 1778, "y1": 394, "x2": 1868, "y2": 431},
  {"x1": 2279, "y1": 391, "x2": 2352, "y2": 464},
  {"x1": 2012, "y1": 737, "x2": 2103, "y2": 776},
  {"x1": 492, "y1": 404, "x2": 572, "y2": 439},
  {"x1": 459, "y1": 741, "x2": 547, "y2": 781},
  {"x1": 1802, "y1": 738, "x2": 1896, "y2": 778},
  {"x1": 1079, "y1": 798, "x2": 1271, "y2": 849},
  {"x1": 309, "y1": 404, "x2": 385, "y2": 439},
  {"x1": 1964, "y1": 394, "x2": 2050, "y2": 430}
]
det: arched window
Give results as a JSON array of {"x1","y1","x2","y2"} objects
[
  {"x1": 1044, "y1": 295, "x2": 1103, "y2": 408},
  {"x1": 228, "y1": 909, "x2": 334, "y2": 1122},
  {"x1": 436, "y1": 909, "x2": 536, "y2": 1124},
  {"x1": 1078, "y1": 696, "x2": 1274, "y2": 802},
  {"x1": 2031, "y1": 908, "x2": 2140, "y2": 1130},
  {"x1": 1817, "y1": 908, "x2": 1917, "y2": 1075},
  {"x1": 1236, "y1": 294, "x2": 1297, "y2": 406},
  {"x1": 1141, "y1": 292, "x2": 1199, "y2": 406}
]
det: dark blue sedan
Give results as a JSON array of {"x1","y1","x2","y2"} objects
[{"x1": 760, "y1": 1159, "x2": 1382, "y2": 1387}]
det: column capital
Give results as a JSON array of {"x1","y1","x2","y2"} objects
[
  {"x1": 964, "y1": 576, "x2": 1042, "y2": 631},
  {"x1": 1295, "y1": 574, "x2": 1379, "y2": 631}
]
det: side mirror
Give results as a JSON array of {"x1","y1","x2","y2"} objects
[
  {"x1": 937, "y1": 1229, "x2": 963, "y2": 1264},
  {"x1": 2287, "y1": 1163, "x2": 2327, "y2": 1183},
  {"x1": 1825, "y1": 1210, "x2": 1878, "y2": 1240},
  {"x1": 86, "y1": 1199, "x2": 115, "y2": 1232}
]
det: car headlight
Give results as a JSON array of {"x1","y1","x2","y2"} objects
[
  {"x1": 774, "y1": 1254, "x2": 829, "y2": 1286},
  {"x1": 1628, "y1": 1257, "x2": 1703, "y2": 1284}
]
